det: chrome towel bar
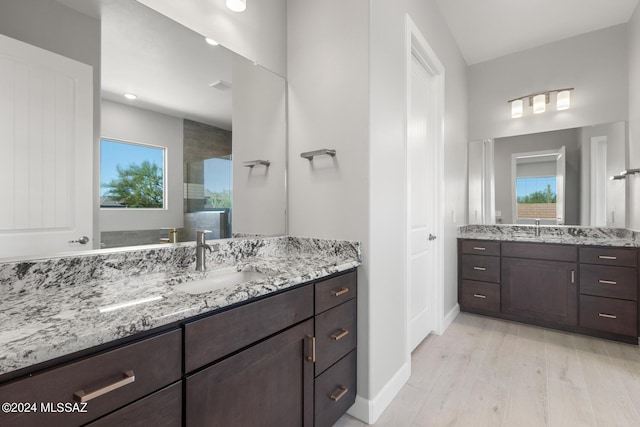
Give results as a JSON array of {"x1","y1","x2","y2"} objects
[{"x1": 300, "y1": 149, "x2": 336, "y2": 160}]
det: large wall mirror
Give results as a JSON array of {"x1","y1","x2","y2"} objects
[
  {"x1": 469, "y1": 121, "x2": 627, "y2": 227},
  {"x1": 0, "y1": 0, "x2": 287, "y2": 259}
]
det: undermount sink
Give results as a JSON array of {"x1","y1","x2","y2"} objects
[{"x1": 174, "y1": 267, "x2": 273, "y2": 295}]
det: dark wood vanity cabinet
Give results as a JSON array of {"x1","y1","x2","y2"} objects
[
  {"x1": 501, "y1": 242, "x2": 578, "y2": 325},
  {"x1": 0, "y1": 268, "x2": 358, "y2": 427},
  {"x1": 459, "y1": 239, "x2": 639, "y2": 343}
]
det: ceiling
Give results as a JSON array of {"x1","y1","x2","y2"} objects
[
  {"x1": 435, "y1": 0, "x2": 639, "y2": 65},
  {"x1": 57, "y1": 0, "x2": 235, "y2": 129}
]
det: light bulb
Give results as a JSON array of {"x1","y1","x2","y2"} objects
[
  {"x1": 511, "y1": 99, "x2": 523, "y2": 118},
  {"x1": 533, "y1": 94, "x2": 546, "y2": 114},
  {"x1": 556, "y1": 90, "x2": 571, "y2": 110},
  {"x1": 226, "y1": 0, "x2": 246, "y2": 12}
]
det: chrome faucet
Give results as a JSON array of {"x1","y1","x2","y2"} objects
[
  {"x1": 195, "y1": 230, "x2": 212, "y2": 272},
  {"x1": 534, "y1": 219, "x2": 541, "y2": 237}
]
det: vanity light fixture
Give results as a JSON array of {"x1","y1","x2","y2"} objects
[
  {"x1": 226, "y1": 0, "x2": 246, "y2": 12},
  {"x1": 508, "y1": 88, "x2": 574, "y2": 118},
  {"x1": 205, "y1": 37, "x2": 219, "y2": 46},
  {"x1": 124, "y1": 93, "x2": 137, "y2": 100}
]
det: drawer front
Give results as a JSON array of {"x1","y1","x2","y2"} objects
[
  {"x1": 315, "y1": 350, "x2": 357, "y2": 427},
  {"x1": 580, "y1": 247, "x2": 637, "y2": 267},
  {"x1": 502, "y1": 242, "x2": 577, "y2": 262},
  {"x1": 580, "y1": 264, "x2": 637, "y2": 301},
  {"x1": 461, "y1": 240, "x2": 500, "y2": 256},
  {"x1": 0, "y1": 329, "x2": 181, "y2": 427},
  {"x1": 579, "y1": 295, "x2": 637, "y2": 337},
  {"x1": 87, "y1": 382, "x2": 182, "y2": 427},
  {"x1": 315, "y1": 270, "x2": 357, "y2": 314},
  {"x1": 185, "y1": 284, "x2": 313, "y2": 372},
  {"x1": 460, "y1": 280, "x2": 500, "y2": 313},
  {"x1": 315, "y1": 299, "x2": 357, "y2": 375},
  {"x1": 461, "y1": 254, "x2": 500, "y2": 283}
]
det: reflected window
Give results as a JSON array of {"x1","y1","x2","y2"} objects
[
  {"x1": 204, "y1": 156, "x2": 232, "y2": 209},
  {"x1": 516, "y1": 176, "x2": 557, "y2": 219},
  {"x1": 100, "y1": 139, "x2": 165, "y2": 208}
]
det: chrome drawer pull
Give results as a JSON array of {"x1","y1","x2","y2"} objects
[
  {"x1": 330, "y1": 386, "x2": 349, "y2": 402},
  {"x1": 306, "y1": 335, "x2": 316, "y2": 363},
  {"x1": 74, "y1": 371, "x2": 135, "y2": 403},
  {"x1": 331, "y1": 329, "x2": 350, "y2": 341},
  {"x1": 598, "y1": 255, "x2": 617, "y2": 260},
  {"x1": 598, "y1": 313, "x2": 617, "y2": 319},
  {"x1": 331, "y1": 288, "x2": 349, "y2": 297},
  {"x1": 598, "y1": 279, "x2": 617, "y2": 285},
  {"x1": 473, "y1": 294, "x2": 487, "y2": 299},
  {"x1": 473, "y1": 267, "x2": 486, "y2": 271},
  {"x1": 473, "y1": 247, "x2": 486, "y2": 251}
]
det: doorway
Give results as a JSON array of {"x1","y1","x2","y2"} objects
[{"x1": 405, "y1": 16, "x2": 445, "y2": 352}]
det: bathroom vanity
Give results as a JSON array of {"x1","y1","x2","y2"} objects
[
  {"x1": 458, "y1": 226, "x2": 639, "y2": 344},
  {"x1": 0, "y1": 236, "x2": 360, "y2": 426}
]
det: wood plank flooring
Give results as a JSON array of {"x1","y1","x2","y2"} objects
[{"x1": 335, "y1": 312, "x2": 640, "y2": 427}]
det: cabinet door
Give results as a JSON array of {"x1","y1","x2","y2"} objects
[
  {"x1": 502, "y1": 258, "x2": 578, "y2": 325},
  {"x1": 185, "y1": 319, "x2": 314, "y2": 427}
]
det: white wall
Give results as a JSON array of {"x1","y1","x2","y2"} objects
[
  {"x1": 288, "y1": 0, "x2": 467, "y2": 423},
  {"x1": 232, "y1": 55, "x2": 287, "y2": 236},
  {"x1": 135, "y1": 0, "x2": 287, "y2": 77},
  {"x1": 629, "y1": 4, "x2": 640, "y2": 230},
  {"x1": 468, "y1": 25, "x2": 628, "y2": 141},
  {"x1": 100, "y1": 99, "x2": 184, "y2": 233}
]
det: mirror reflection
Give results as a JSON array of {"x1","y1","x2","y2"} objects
[
  {"x1": 0, "y1": 0, "x2": 287, "y2": 259},
  {"x1": 470, "y1": 121, "x2": 627, "y2": 227}
]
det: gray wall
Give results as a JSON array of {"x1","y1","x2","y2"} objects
[{"x1": 494, "y1": 128, "x2": 580, "y2": 224}]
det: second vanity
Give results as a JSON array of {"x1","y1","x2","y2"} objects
[
  {"x1": 458, "y1": 225, "x2": 639, "y2": 344},
  {"x1": 0, "y1": 236, "x2": 360, "y2": 426}
]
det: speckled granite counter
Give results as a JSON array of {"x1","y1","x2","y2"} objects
[
  {"x1": 458, "y1": 225, "x2": 640, "y2": 247},
  {"x1": 0, "y1": 236, "x2": 360, "y2": 376}
]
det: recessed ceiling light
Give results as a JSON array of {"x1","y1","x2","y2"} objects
[
  {"x1": 226, "y1": 0, "x2": 246, "y2": 13},
  {"x1": 124, "y1": 93, "x2": 137, "y2": 100},
  {"x1": 209, "y1": 80, "x2": 232, "y2": 90},
  {"x1": 205, "y1": 37, "x2": 219, "y2": 46}
]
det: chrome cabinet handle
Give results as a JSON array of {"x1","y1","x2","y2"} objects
[
  {"x1": 598, "y1": 313, "x2": 617, "y2": 319},
  {"x1": 330, "y1": 386, "x2": 349, "y2": 402},
  {"x1": 599, "y1": 279, "x2": 617, "y2": 285},
  {"x1": 331, "y1": 329, "x2": 349, "y2": 341},
  {"x1": 571, "y1": 270, "x2": 575, "y2": 284},
  {"x1": 473, "y1": 247, "x2": 486, "y2": 251},
  {"x1": 74, "y1": 371, "x2": 135, "y2": 403},
  {"x1": 473, "y1": 267, "x2": 486, "y2": 271},
  {"x1": 598, "y1": 255, "x2": 617, "y2": 260},
  {"x1": 473, "y1": 294, "x2": 487, "y2": 299}
]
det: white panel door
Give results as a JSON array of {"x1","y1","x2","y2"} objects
[
  {"x1": 407, "y1": 53, "x2": 437, "y2": 351},
  {"x1": 0, "y1": 34, "x2": 93, "y2": 258}
]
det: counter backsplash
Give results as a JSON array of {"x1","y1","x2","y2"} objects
[
  {"x1": 0, "y1": 236, "x2": 361, "y2": 295},
  {"x1": 458, "y1": 224, "x2": 639, "y2": 247}
]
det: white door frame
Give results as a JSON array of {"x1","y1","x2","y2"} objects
[{"x1": 404, "y1": 14, "x2": 445, "y2": 359}]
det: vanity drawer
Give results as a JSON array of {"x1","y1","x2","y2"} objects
[
  {"x1": 579, "y1": 247, "x2": 637, "y2": 268},
  {"x1": 579, "y1": 295, "x2": 637, "y2": 337},
  {"x1": 502, "y1": 242, "x2": 577, "y2": 262},
  {"x1": 461, "y1": 254, "x2": 500, "y2": 283},
  {"x1": 185, "y1": 284, "x2": 313, "y2": 372},
  {"x1": 0, "y1": 329, "x2": 181, "y2": 427},
  {"x1": 460, "y1": 280, "x2": 500, "y2": 313},
  {"x1": 315, "y1": 299, "x2": 357, "y2": 375},
  {"x1": 461, "y1": 240, "x2": 500, "y2": 256},
  {"x1": 315, "y1": 270, "x2": 357, "y2": 314},
  {"x1": 580, "y1": 264, "x2": 638, "y2": 301},
  {"x1": 87, "y1": 382, "x2": 182, "y2": 427},
  {"x1": 315, "y1": 350, "x2": 357, "y2": 427}
]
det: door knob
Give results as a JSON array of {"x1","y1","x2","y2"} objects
[
  {"x1": 428, "y1": 234, "x2": 437, "y2": 241},
  {"x1": 69, "y1": 236, "x2": 90, "y2": 244}
]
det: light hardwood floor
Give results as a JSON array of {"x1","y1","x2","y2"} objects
[{"x1": 336, "y1": 312, "x2": 640, "y2": 427}]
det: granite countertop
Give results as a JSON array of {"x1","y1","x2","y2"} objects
[
  {"x1": 0, "y1": 237, "x2": 360, "y2": 377},
  {"x1": 458, "y1": 225, "x2": 639, "y2": 247}
]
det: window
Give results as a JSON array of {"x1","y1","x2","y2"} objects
[
  {"x1": 203, "y1": 156, "x2": 232, "y2": 209},
  {"x1": 100, "y1": 139, "x2": 165, "y2": 208},
  {"x1": 515, "y1": 176, "x2": 557, "y2": 219}
]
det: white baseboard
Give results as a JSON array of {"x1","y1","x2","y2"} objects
[
  {"x1": 442, "y1": 303, "x2": 460, "y2": 332},
  {"x1": 347, "y1": 361, "x2": 410, "y2": 424}
]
